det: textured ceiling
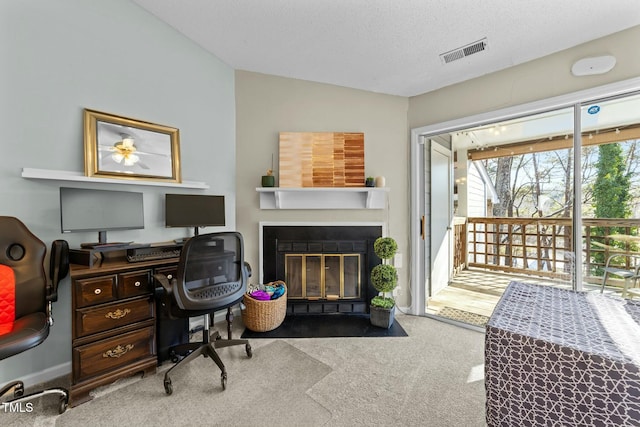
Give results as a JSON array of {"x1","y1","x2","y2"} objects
[{"x1": 132, "y1": 0, "x2": 640, "y2": 97}]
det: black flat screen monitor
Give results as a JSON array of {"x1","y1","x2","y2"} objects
[
  {"x1": 165, "y1": 194, "x2": 225, "y2": 237},
  {"x1": 60, "y1": 187, "x2": 144, "y2": 247}
]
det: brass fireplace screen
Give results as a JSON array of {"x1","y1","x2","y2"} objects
[{"x1": 285, "y1": 254, "x2": 361, "y2": 300}]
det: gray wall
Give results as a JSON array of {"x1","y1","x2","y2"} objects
[
  {"x1": 0, "y1": 0, "x2": 236, "y2": 384},
  {"x1": 234, "y1": 71, "x2": 410, "y2": 305}
]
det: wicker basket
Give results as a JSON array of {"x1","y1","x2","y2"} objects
[{"x1": 242, "y1": 281, "x2": 287, "y2": 332}]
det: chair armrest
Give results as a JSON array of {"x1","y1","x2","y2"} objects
[
  {"x1": 47, "y1": 239, "x2": 69, "y2": 302},
  {"x1": 604, "y1": 255, "x2": 617, "y2": 268},
  {"x1": 154, "y1": 273, "x2": 174, "y2": 295},
  {"x1": 244, "y1": 261, "x2": 252, "y2": 278}
]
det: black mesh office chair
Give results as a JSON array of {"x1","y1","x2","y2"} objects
[
  {"x1": 0, "y1": 216, "x2": 70, "y2": 413},
  {"x1": 154, "y1": 232, "x2": 252, "y2": 394}
]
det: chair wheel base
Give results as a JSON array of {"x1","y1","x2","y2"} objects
[
  {"x1": 58, "y1": 396, "x2": 68, "y2": 414},
  {"x1": 1, "y1": 381, "x2": 24, "y2": 400},
  {"x1": 14, "y1": 382, "x2": 24, "y2": 398},
  {"x1": 221, "y1": 373, "x2": 227, "y2": 390}
]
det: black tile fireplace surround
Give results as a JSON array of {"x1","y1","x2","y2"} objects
[{"x1": 262, "y1": 225, "x2": 383, "y2": 315}]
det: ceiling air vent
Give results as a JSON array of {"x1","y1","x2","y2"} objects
[{"x1": 440, "y1": 38, "x2": 488, "y2": 64}]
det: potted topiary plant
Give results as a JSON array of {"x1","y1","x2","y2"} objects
[{"x1": 370, "y1": 236, "x2": 398, "y2": 328}]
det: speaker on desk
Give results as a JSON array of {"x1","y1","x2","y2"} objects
[{"x1": 155, "y1": 287, "x2": 189, "y2": 363}]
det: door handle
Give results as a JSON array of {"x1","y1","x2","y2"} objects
[{"x1": 420, "y1": 215, "x2": 426, "y2": 240}]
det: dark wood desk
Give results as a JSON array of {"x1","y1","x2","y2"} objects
[{"x1": 69, "y1": 254, "x2": 179, "y2": 406}]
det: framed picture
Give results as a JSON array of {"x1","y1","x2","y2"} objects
[{"x1": 83, "y1": 109, "x2": 181, "y2": 183}]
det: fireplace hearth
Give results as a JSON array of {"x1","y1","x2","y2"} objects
[{"x1": 262, "y1": 224, "x2": 383, "y2": 315}]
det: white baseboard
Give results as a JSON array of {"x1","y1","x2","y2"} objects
[
  {"x1": 18, "y1": 362, "x2": 71, "y2": 388},
  {"x1": 396, "y1": 306, "x2": 410, "y2": 314}
]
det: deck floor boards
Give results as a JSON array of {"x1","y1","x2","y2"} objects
[{"x1": 426, "y1": 269, "x2": 606, "y2": 327}]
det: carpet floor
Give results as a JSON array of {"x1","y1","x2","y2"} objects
[
  {"x1": 241, "y1": 314, "x2": 408, "y2": 338},
  {"x1": 3, "y1": 313, "x2": 486, "y2": 427}
]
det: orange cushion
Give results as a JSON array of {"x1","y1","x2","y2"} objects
[{"x1": 0, "y1": 265, "x2": 16, "y2": 335}]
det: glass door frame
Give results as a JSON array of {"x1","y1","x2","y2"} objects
[{"x1": 409, "y1": 76, "x2": 640, "y2": 316}]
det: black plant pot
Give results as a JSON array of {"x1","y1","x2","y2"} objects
[{"x1": 370, "y1": 305, "x2": 395, "y2": 328}]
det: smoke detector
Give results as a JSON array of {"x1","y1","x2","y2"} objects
[{"x1": 440, "y1": 38, "x2": 488, "y2": 64}]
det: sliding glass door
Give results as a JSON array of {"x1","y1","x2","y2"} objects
[
  {"x1": 422, "y1": 107, "x2": 576, "y2": 327},
  {"x1": 580, "y1": 93, "x2": 640, "y2": 296},
  {"x1": 411, "y1": 82, "x2": 640, "y2": 328}
]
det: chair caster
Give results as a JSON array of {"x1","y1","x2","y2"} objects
[
  {"x1": 246, "y1": 344, "x2": 253, "y2": 358},
  {"x1": 164, "y1": 378, "x2": 173, "y2": 395},
  {"x1": 58, "y1": 396, "x2": 68, "y2": 414},
  {"x1": 9, "y1": 381, "x2": 24, "y2": 399},
  {"x1": 220, "y1": 373, "x2": 227, "y2": 390}
]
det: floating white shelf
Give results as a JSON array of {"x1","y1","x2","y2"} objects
[
  {"x1": 21, "y1": 168, "x2": 209, "y2": 189},
  {"x1": 256, "y1": 187, "x2": 388, "y2": 209}
]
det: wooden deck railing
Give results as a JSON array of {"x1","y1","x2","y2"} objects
[
  {"x1": 461, "y1": 217, "x2": 640, "y2": 283},
  {"x1": 453, "y1": 217, "x2": 467, "y2": 274}
]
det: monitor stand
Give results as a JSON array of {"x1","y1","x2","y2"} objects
[
  {"x1": 80, "y1": 242, "x2": 133, "y2": 249},
  {"x1": 173, "y1": 227, "x2": 201, "y2": 245},
  {"x1": 80, "y1": 231, "x2": 132, "y2": 249}
]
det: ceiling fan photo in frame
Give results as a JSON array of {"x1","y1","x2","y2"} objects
[{"x1": 83, "y1": 109, "x2": 182, "y2": 183}]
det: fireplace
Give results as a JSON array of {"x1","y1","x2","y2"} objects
[{"x1": 261, "y1": 224, "x2": 383, "y2": 315}]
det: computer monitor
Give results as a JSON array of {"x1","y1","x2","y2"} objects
[
  {"x1": 165, "y1": 194, "x2": 225, "y2": 237},
  {"x1": 60, "y1": 187, "x2": 144, "y2": 247}
]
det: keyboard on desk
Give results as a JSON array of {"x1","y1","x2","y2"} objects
[{"x1": 126, "y1": 246, "x2": 182, "y2": 263}]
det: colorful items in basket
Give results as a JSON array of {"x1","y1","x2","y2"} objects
[{"x1": 246, "y1": 282, "x2": 286, "y2": 301}]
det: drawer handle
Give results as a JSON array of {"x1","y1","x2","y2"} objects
[
  {"x1": 103, "y1": 344, "x2": 134, "y2": 359},
  {"x1": 134, "y1": 281, "x2": 142, "y2": 287},
  {"x1": 105, "y1": 308, "x2": 132, "y2": 320},
  {"x1": 166, "y1": 274, "x2": 173, "y2": 280},
  {"x1": 94, "y1": 289, "x2": 102, "y2": 295}
]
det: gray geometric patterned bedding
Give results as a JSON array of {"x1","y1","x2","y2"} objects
[{"x1": 485, "y1": 281, "x2": 640, "y2": 426}]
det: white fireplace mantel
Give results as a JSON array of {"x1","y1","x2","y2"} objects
[{"x1": 256, "y1": 187, "x2": 388, "y2": 209}]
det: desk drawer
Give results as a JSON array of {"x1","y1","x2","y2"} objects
[
  {"x1": 75, "y1": 297, "x2": 154, "y2": 338},
  {"x1": 119, "y1": 270, "x2": 152, "y2": 299},
  {"x1": 154, "y1": 266, "x2": 177, "y2": 282},
  {"x1": 75, "y1": 275, "x2": 117, "y2": 308},
  {"x1": 73, "y1": 326, "x2": 154, "y2": 382}
]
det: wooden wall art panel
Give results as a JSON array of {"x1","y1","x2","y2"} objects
[{"x1": 279, "y1": 132, "x2": 364, "y2": 188}]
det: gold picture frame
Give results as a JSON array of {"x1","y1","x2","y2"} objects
[{"x1": 83, "y1": 109, "x2": 181, "y2": 183}]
